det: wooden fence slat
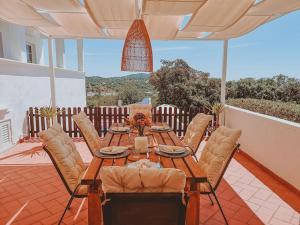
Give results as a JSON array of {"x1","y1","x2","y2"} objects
[
  {"x1": 103, "y1": 107, "x2": 107, "y2": 135},
  {"x1": 108, "y1": 107, "x2": 112, "y2": 128},
  {"x1": 173, "y1": 107, "x2": 178, "y2": 136},
  {"x1": 26, "y1": 106, "x2": 210, "y2": 138},
  {"x1": 168, "y1": 107, "x2": 172, "y2": 129},
  {"x1": 98, "y1": 107, "x2": 102, "y2": 137},
  {"x1": 183, "y1": 108, "x2": 188, "y2": 136},
  {"x1": 158, "y1": 107, "x2": 162, "y2": 123},
  {"x1": 118, "y1": 107, "x2": 122, "y2": 123},
  {"x1": 113, "y1": 107, "x2": 118, "y2": 123},
  {"x1": 124, "y1": 107, "x2": 128, "y2": 119},
  {"x1": 178, "y1": 108, "x2": 183, "y2": 137},
  {"x1": 62, "y1": 107, "x2": 67, "y2": 132},
  {"x1": 34, "y1": 108, "x2": 40, "y2": 135},
  {"x1": 94, "y1": 107, "x2": 99, "y2": 136},
  {"x1": 29, "y1": 107, "x2": 34, "y2": 137},
  {"x1": 153, "y1": 107, "x2": 157, "y2": 123},
  {"x1": 67, "y1": 108, "x2": 72, "y2": 137},
  {"x1": 73, "y1": 107, "x2": 78, "y2": 137}
]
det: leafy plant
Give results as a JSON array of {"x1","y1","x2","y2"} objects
[
  {"x1": 205, "y1": 102, "x2": 225, "y2": 127},
  {"x1": 40, "y1": 106, "x2": 63, "y2": 128}
]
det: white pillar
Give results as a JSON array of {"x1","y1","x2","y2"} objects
[
  {"x1": 55, "y1": 38, "x2": 65, "y2": 68},
  {"x1": 221, "y1": 40, "x2": 228, "y2": 104},
  {"x1": 77, "y1": 39, "x2": 84, "y2": 72},
  {"x1": 48, "y1": 37, "x2": 57, "y2": 109}
]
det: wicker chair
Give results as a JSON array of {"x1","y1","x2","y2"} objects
[
  {"x1": 197, "y1": 126, "x2": 241, "y2": 225},
  {"x1": 73, "y1": 111, "x2": 102, "y2": 156},
  {"x1": 99, "y1": 166, "x2": 188, "y2": 225},
  {"x1": 39, "y1": 124, "x2": 90, "y2": 225},
  {"x1": 182, "y1": 113, "x2": 212, "y2": 160}
]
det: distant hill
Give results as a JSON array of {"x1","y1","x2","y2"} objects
[
  {"x1": 86, "y1": 73, "x2": 154, "y2": 95},
  {"x1": 87, "y1": 73, "x2": 150, "y2": 81}
]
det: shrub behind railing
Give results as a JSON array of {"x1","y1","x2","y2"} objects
[
  {"x1": 227, "y1": 98, "x2": 300, "y2": 123},
  {"x1": 27, "y1": 106, "x2": 214, "y2": 138}
]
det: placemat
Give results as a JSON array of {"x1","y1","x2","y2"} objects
[
  {"x1": 155, "y1": 149, "x2": 191, "y2": 158},
  {"x1": 108, "y1": 128, "x2": 131, "y2": 134},
  {"x1": 149, "y1": 128, "x2": 173, "y2": 133},
  {"x1": 95, "y1": 149, "x2": 130, "y2": 159}
]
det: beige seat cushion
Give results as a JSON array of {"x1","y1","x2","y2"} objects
[
  {"x1": 39, "y1": 124, "x2": 86, "y2": 193},
  {"x1": 73, "y1": 111, "x2": 101, "y2": 154},
  {"x1": 198, "y1": 126, "x2": 241, "y2": 192},
  {"x1": 183, "y1": 113, "x2": 212, "y2": 152},
  {"x1": 129, "y1": 104, "x2": 152, "y2": 120},
  {"x1": 100, "y1": 166, "x2": 186, "y2": 193}
]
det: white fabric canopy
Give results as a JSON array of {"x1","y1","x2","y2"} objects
[
  {"x1": 0, "y1": 0, "x2": 299, "y2": 40},
  {"x1": 143, "y1": 0, "x2": 206, "y2": 15},
  {"x1": 183, "y1": 0, "x2": 255, "y2": 32}
]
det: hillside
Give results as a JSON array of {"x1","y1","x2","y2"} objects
[
  {"x1": 86, "y1": 73, "x2": 155, "y2": 106},
  {"x1": 86, "y1": 73, "x2": 153, "y2": 93}
]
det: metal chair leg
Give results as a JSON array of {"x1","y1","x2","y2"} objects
[
  {"x1": 58, "y1": 185, "x2": 80, "y2": 225},
  {"x1": 192, "y1": 154, "x2": 198, "y2": 162},
  {"x1": 208, "y1": 182, "x2": 229, "y2": 225},
  {"x1": 58, "y1": 195, "x2": 75, "y2": 225},
  {"x1": 207, "y1": 194, "x2": 214, "y2": 205}
]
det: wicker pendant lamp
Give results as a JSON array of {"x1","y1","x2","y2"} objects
[{"x1": 121, "y1": 18, "x2": 153, "y2": 72}]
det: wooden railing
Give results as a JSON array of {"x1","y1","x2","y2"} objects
[{"x1": 27, "y1": 106, "x2": 214, "y2": 138}]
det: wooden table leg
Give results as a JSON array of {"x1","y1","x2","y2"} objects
[
  {"x1": 186, "y1": 191, "x2": 200, "y2": 225},
  {"x1": 186, "y1": 179, "x2": 200, "y2": 225},
  {"x1": 88, "y1": 184, "x2": 102, "y2": 225}
]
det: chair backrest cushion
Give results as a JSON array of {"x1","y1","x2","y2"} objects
[
  {"x1": 129, "y1": 104, "x2": 152, "y2": 120},
  {"x1": 183, "y1": 113, "x2": 212, "y2": 151},
  {"x1": 39, "y1": 124, "x2": 86, "y2": 193},
  {"x1": 73, "y1": 111, "x2": 101, "y2": 154},
  {"x1": 198, "y1": 126, "x2": 241, "y2": 188},
  {"x1": 100, "y1": 166, "x2": 186, "y2": 193}
]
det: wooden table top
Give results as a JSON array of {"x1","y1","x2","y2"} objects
[{"x1": 81, "y1": 126, "x2": 206, "y2": 186}]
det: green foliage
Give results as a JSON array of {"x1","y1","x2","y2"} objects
[
  {"x1": 118, "y1": 85, "x2": 144, "y2": 105},
  {"x1": 150, "y1": 59, "x2": 220, "y2": 108},
  {"x1": 87, "y1": 95, "x2": 118, "y2": 106},
  {"x1": 86, "y1": 73, "x2": 155, "y2": 106},
  {"x1": 227, "y1": 98, "x2": 300, "y2": 123},
  {"x1": 227, "y1": 75, "x2": 300, "y2": 104}
]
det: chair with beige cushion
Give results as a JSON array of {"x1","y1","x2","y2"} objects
[
  {"x1": 197, "y1": 126, "x2": 241, "y2": 225},
  {"x1": 183, "y1": 113, "x2": 212, "y2": 159},
  {"x1": 99, "y1": 166, "x2": 188, "y2": 225},
  {"x1": 73, "y1": 111, "x2": 102, "y2": 156},
  {"x1": 128, "y1": 104, "x2": 152, "y2": 120},
  {"x1": 39, "y1": 124, "x2": 89, "y2": 225}
]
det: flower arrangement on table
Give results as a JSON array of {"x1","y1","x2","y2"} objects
[{"x1": 126, "y1": 112, "x2": 152, "y2": 136}]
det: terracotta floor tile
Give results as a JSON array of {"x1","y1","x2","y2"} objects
[
  {"x1": 232, "y1": 207, "x2": 256, "y2": 222},
  {"x1": 0, "y1": 140, "x2": 274, "y2": 225}
]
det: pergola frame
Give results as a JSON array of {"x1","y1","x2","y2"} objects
[
  {"x1": 47, "y1": 37, "x2": 230, "y2": 109},
  {"x1": 48, "y1": 37, "x2": 84, "y2": 110}
]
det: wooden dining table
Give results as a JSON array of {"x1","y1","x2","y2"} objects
[{"x1": 81, "y1": 124, "x2": 207, "y2": 225}]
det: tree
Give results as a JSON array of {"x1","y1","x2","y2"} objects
[
  {"x1": 118, "y1": 85, "x2": 144, "y2": 105},
  {"x1": 150, "y1": 59, "x2": 219, "y2": 108}
]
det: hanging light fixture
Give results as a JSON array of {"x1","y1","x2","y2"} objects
[{"x1": 121, "y1": 1, "x2": 153, "y2": 72}]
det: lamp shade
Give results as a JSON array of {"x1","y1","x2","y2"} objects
[{"x1": 121, "y1": 19, "x2": 153, "y2": 72}]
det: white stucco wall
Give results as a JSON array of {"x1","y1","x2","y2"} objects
[
  {"x1": 225, "y1": 105, "x2": 300, "y2": 190},
  {"x1": 0, "y1": 58, "x2": 86, "y2": 151},
  {"x1": 0, "y1": 21, "x2": 44, "y2": 64}
]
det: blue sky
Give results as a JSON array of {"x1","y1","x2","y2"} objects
[{"x1": 45, "y1": 10, "x2": 300, "y2": 81}]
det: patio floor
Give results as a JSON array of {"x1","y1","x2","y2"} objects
[{"x1": 0, "y1": 140, "x2": 299, "y2": 225}]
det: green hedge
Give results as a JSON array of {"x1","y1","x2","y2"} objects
[{"x1": 227, "y1": 98, "x2": 300, "y2": 124}]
